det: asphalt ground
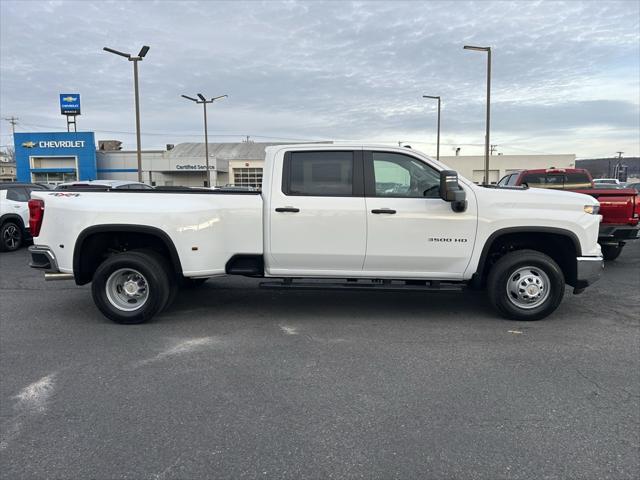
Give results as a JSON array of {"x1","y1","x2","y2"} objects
[{"x1": 1, "y1": 243, "x2": 638, "y2": 480}]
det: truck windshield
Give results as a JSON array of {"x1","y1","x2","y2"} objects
[{"x1": 522, "y1": 172, "x2": 592, "y2": 189}]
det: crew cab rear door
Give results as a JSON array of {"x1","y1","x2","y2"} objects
[
  {"x1": 267, "y1": 149, "x2": 367, "y2": 274},
  {"x1": 362, "y1": 150, "x2": 477, "y2": 278}
]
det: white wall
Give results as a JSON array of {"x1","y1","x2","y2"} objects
[{"x1": 438, "y1": 154, "x2": 576, "y2": 184}]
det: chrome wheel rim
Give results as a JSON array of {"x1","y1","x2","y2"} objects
[
  {"x1": 506, "y1": 266, "x2": 551, "y2": 310},
  {"x1": 3, "y1": 225, "x2": 20, "y2": 249},
  {"x1": 105, "y1": 268, "x2": 149, "y2": 312}
]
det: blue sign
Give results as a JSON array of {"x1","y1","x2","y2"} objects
[
  {"x1": 60, "y1": 93, "x2": 81, "y2": 115},
  {"x1": 14, "y1": 132, "x2": 96, "y2": 182}
]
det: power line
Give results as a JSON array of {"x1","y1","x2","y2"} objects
[{"x1": 17, "y1": 122, "x2": 327, "y2": 143}]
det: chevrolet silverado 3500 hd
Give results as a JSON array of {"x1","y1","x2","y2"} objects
[{"x1": 27, "y1": 145, "x2": 603, "y2": 324}]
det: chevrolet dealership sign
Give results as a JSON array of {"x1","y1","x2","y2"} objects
[
  {"x1": 22, "y1": 140, "x2": 86, "y2": 148},
  {"x1": 60, "y1": 93, "x2": 81, "y2": 115}
]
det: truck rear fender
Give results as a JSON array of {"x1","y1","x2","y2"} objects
[{"x1": 73, "y1": 225, "x2": 183, "y2": 285}]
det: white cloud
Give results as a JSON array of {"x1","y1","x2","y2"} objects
[{"x1": 0, "y1": 0, "x2": 638, "y2": 157}]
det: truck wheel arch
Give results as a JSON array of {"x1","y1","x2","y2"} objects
[
  {"x1": 473, "y1": 227, "x2": 582, "y2": 287},
  {"x1": 73, "y1": 225, "x2": 183, "y2": 286}
]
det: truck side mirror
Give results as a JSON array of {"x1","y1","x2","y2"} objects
[{"x1": 439, "y1": 170, "x2": 467, "y2": 212}]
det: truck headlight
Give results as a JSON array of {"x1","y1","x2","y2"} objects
[{"x1": 584, "y1": 205, "x2": 600, "y2": 215}]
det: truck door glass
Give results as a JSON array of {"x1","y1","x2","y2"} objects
[
  {"x1": 287, "y1": 151, "x2": 353, "y2": 196},
  {"x1": 521, "y1": 174, "x2": 546, "y2": 188},
  {"x1": 372, "y1": 152, "x2": 440, "y2": 198},
  {"x1": 565, "y1": 173, "x2": 592, "y2": 189},
  {"x1": 497, "y1": 175, "x2": 510, "y2": 186},
  {"x1": 6, "y1": 188, "x2": 29, "y2": 202}
]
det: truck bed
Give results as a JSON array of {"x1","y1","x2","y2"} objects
[{"x1": 31, "y1": 189, "x2": 264, "y2": 277}]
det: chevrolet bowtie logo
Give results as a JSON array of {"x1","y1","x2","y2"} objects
[
  {"x1": 62, "y1": 96, "x2": 77, "y2": 102},
  {"x1": 22, "y1": 141, "x2": 36, "y2": 148}
]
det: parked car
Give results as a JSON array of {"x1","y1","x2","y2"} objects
[
  {"x1": 593, "y1": 178, "x2": 621, "y2": 186},
  {"x1": 55, "y1": 180, "x2": 153, "y2": 190},
  {"x1": 626, "y1": 182, "x2": 640, "y2": 193},
  {"x1": 28, "y1": 145, "x2": 603, "y2": 324},
  {"x1": 498, "y1": 168, "x2": 639, "y2": 260},
  {"x1": 0, "y1": 182, "x2": 48, "y2": 251},
  {"x1": 213, "y1": 185, "x2": 259, "y2": 192}
]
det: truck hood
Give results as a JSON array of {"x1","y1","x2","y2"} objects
[{"x1": 477, "y1": 185, "x2": 599, "y2": 209}]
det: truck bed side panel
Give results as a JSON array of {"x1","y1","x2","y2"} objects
[{"x1": 31, "y1": 191, "x2": 263, "y2": 276}]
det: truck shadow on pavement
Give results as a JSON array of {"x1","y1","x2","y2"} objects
[{"x1": 159, "y1": 278, "x2": 506, "y2": 325}]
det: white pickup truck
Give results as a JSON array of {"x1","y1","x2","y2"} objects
[{"x1": 28, "y1": 144, "x2": 603, "y2": 324}]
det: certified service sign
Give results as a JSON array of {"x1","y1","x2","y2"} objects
[{"x1": 60, "y1": 93, "x2": 81, "y2": 115}]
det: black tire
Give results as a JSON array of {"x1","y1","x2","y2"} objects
[
  {"x1": 136, "y1": 249, "x2": 179, "y2": 311},
  {"x1": 601, "y1": 244, "x2": 623, "y2": 261},
  {"x1": 0, "y1": 221, "x2": 23, "y2": 252},
  {"x1": 487, "y1": 249, "x2": 565, "y2": 321},
  {"x1": 91, "y1": 250, "x2": 172, "y2": 324}
]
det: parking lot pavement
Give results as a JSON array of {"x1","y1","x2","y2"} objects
[{"x1": 0, "y1": 245, "x2": 638, "y2": 480}]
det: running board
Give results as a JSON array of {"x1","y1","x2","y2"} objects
[{"x1": 259, "y1": 279, "x2": 464, "y2": 292}]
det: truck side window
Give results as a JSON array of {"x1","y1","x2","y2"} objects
[
  {"x1": 521, "y1": 174, "x2": 546, "y2": 188},
  {"x1": 372, "y1": 152, "x2": 440, "y2": 198},
  {"x1": 6, "y1": 188, "x2": 29, "y2": 202},
  {"x1": 565, "y1": 173, "x2": 592, "y2": 189},
  {"x1": 497, "y1": 174, "x2": 511, "y2": 186},
  {"x1": 285, "y1": 151, "x2": 353, "y2": 196}
]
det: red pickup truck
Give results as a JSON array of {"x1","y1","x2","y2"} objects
[{"x1": 498, "y1": 168, "x2": 639, "y2": 260}]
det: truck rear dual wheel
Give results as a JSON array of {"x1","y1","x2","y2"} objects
[
  {"x1": 487, "y1": 249, "x2": 565, "y2": 321},
  {"x1": 91, "y1": 250, "x2": 175, "y2": 324}
]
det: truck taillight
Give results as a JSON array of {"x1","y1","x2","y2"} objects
[{"x1": 28, "y1": 199, "x2": 45, "y2": 237}]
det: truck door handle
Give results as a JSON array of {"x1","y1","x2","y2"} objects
[
  {"x1": 275, "y1": 207, "x2": 300, "y2": 213},
  {"x1": 371, "y1": 209, "x2": 396, "y2": 214}
]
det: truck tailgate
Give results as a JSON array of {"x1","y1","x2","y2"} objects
[{"x1": 573, "y1": 188, "x2": 638, "y2": 225}]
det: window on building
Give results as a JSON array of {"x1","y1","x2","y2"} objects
[
  {"x1": 32, "y1": 172, "x2": 77, "y2": 185},
  {"x1": 233, "y1": 167, "x2": 263, "y2": 188}
]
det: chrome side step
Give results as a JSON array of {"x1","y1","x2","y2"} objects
[{"x1": 259, "y1": 279, "x2": 464, "y2": 292}]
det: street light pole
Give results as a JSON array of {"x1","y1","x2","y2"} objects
[
  {"x1": 103, "y1": 45, "x2": 150, "y2": 183},
  {"x1": 464, "y1": 45, "x2": 492, "y2": 185},
  {"x1": 182, "y1": 93, "x2": 228, "y2": 187},
  {"x1": 132, "y1": 59, "x2": 142, "y2": 182},
  {"x1": 422, "y1": 95, "x2": 441, "y2": 161},
  {"x1": 203, "y1": 100, "x2": 209, "y2": 185}
]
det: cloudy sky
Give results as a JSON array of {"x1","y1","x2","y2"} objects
[{"x1": 1, "y1": 0, "x2": 638, "y2": 158}]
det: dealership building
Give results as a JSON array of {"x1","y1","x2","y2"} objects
[{"x1": 13, "y1": 131, "x2": 576, "y2": 187}]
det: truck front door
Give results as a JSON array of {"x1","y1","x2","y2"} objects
[
  {"x1": 267, "y1": 150, "x2": 367, "y2": 275},
  {"x1": 362, "y1": 150, "x2": 477, "y2": 278}
]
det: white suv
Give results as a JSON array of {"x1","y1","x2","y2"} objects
[{"x1": 0, "y1": 183, "x2": 48, "y2": 251}]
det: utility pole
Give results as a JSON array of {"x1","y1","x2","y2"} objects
[
  {"x1": 3, "y1": 116, "x2": 18, "y2": 135},
  {"x1": 490, "y1": 144, "x2": 498, "y2": 155}
]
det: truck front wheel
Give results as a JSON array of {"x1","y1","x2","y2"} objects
[
  {"x1": 91, "y1": 250, "x2": 172, "y2": 324},
  {"x1": 601, "y1": 243, "x2": 623, "y2": 261},
  {"x1": 487, "y1": 249, "x2": 565, "y2": 321}
]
